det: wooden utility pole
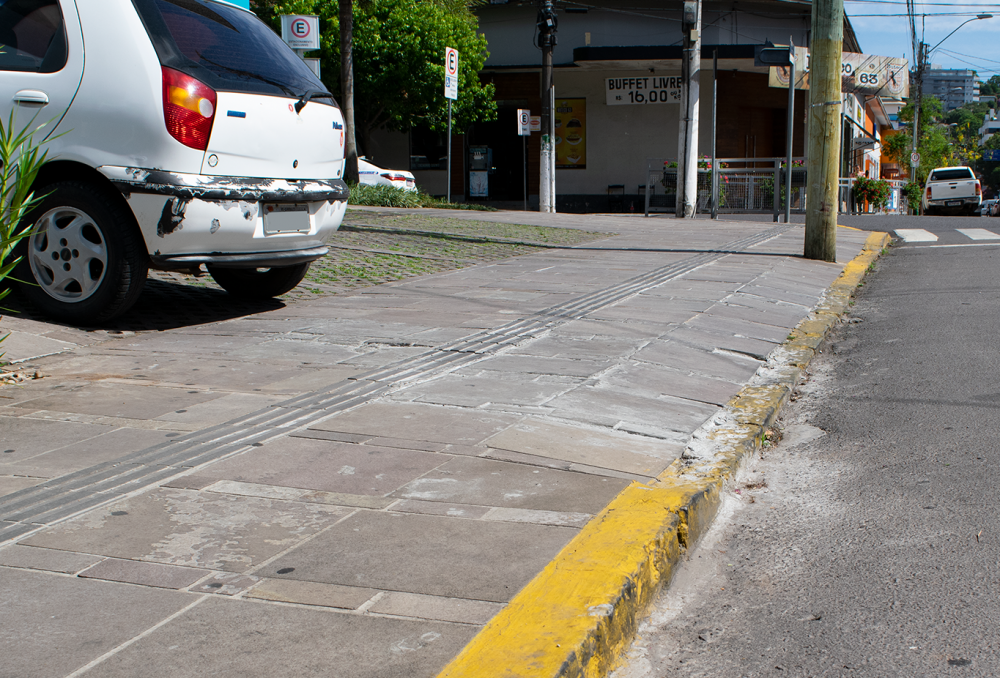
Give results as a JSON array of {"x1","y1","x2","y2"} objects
[
  {"x1": 339, "y1": 0, "x2": 359, "y2": 184},
  {"x1": 804, "y1": 0, "x2": 843, "y2": 262}
]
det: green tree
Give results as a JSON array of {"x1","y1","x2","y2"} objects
[
  {"x1": 885, "y1": 96, "x2": 953, "y2": 185},
  {"x1": 981, "y1": 74, "x2": 1000, "y2": 98},
  {"x1": 269, "y1": 0, "x2": 496, "y2": 157}
]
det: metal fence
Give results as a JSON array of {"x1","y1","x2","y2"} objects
[{"x1": 646, "y1": 158, "x2": 906, "y2": 217}]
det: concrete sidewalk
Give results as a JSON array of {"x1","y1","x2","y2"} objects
[{"x1": 1, "y1": 211, "x2": 871, "y2": 678}]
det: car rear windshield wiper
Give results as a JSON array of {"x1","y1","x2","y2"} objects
[{"x1": 295, "y1": 89, "x2": 334, "y2": 113}]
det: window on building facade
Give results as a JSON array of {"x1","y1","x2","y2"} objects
[{"x1": 410, "y1": 126, "x2": 448, "y2": 171}]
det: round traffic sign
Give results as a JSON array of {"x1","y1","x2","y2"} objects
[
  {"x1": 291, "y1": 18, "x2": 311, "y2": 39},
  {"x1": 910, "y1": 151, "x2": 920, "y2": 166}
]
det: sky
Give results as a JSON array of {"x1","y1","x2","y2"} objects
[{"x1": 845, "y1": 0, "x2": 1000, "y2": 78}]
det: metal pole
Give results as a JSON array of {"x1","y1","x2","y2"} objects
[
  {"x1": 446, "y1": 99, "x2": 452, "y2": 203},
  {"x1": 523, "y1": 134, "x2": 528, "y2": 211},
  {"x1": 785, "y1": 38, "x2": 795, "y2": 224},
  {"x1": 804, "y1": 0, "x2": 843, "y2": 262},
  {"x1": 711, "y1": 49, "x2": 718, "y2": 220},
  {"x1": 676, "y1": 0, "x2": 702, "y2": 218},
  {"x1": 910, "y1": 42, "x2": 922, "y2": 194},
  {"x1": 538, "y1": 1, "x2": 556, "y2": 213}
]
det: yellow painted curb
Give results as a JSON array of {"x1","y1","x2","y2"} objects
[{"x1": 437, "y1": 231, "x2": 890, "y2": 678}]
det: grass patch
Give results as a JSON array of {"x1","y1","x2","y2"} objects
[{"x1": 349, "y1": 183, "x2": 497, "y2": 211}]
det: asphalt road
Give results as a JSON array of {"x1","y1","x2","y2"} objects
[{"x1": 613, "y1": 233, "x2": 1000, "y2": 676}]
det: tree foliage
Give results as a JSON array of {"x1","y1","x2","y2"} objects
[
  {"x1": 981, "y1": 74, "x2": 1000, "y2": 98},
  {"x1": 265, "y1": 0, "x2": 496, "y2": 156},
  {"x1": 885, "y1": 96, "x2": 954, "y2": 185}
]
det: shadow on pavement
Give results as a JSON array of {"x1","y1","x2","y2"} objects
[{"x1": 6, "y1": 278, "x2": 284, "y2": 333}]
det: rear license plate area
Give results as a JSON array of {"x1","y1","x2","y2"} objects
[
  {"x1": 946, "y1": 200, "x2": 962, "y2": 207},
  {"x1": 263, "y1": 203, "x2": 310, "y2": 234}
]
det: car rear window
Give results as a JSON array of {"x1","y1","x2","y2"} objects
[
  {"x1": 930, "y1": 168, "x2": 974, "y2": 181},
  {"x1": 131, "y1": 0, "x2": 332, "y2": 102}
]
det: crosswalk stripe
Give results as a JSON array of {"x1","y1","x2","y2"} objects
[
  {"x1": 956, "y1": 228, "x2": 1000, "y2": 240},
  {"x1": 894, "y1": 229, "x2": 939, "y2": 242}
]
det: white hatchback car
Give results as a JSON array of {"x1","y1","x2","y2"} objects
[
  {"x1": 358, "y1": 157, "x2": 416, "y2": 192},
  {"x1": 1, "y1": 0, "x2": 348, "y2": 323}
]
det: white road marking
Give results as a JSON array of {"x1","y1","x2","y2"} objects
[
  {"x1": 894, "y1": 229, "x2": 939, "y2": 242},
  {"x1": 957, "y1": 228, "x2": 1000, "y2": 240}
]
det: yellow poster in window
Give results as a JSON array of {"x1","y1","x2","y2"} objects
[{"x1": 554, "y1": 98, "x2": 585, "y2": 169}]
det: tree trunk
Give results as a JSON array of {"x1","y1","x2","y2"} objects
[{"x1": 339, "y1": 0, "x2": 359, "y2": 183}]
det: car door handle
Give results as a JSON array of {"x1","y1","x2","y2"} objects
[{"x1": 13, "y1": 90, "x2": 49, "y2": 105}]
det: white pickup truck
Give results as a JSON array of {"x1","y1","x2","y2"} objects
[{"x1": 922, "y1": 166, "x2": 982, "y2": 216}]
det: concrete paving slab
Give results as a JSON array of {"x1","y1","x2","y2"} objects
[
  {"x1": 401, "y1": 373, "x2": 577, "y2": 408},
  {"x1": 153, "y1": 392, "x2": 281, "y2": 427},
  {"x1": 391, "y1": 456, "x2": 627, "y2": 514},
  {"x1": 10, "y1": 382, "x2": 226, "y2": 420},
  {"x1": 0, "y1": 544, "x2": 102, "y2": 573},
  {"x1": 389, "y1": 498, "x2": 492, "y2": 520},
  {"x1": 246, "y1": 578, "x2": 378, "y2": 609},
  {"x1": 223, "y1": 337, "x2": 360, "y2": 363},
  {"x1": 82, "y1": 596, "x2": 477, "y2": 678},
  {"x1": 631, "y1": 340, "x2": 761, "y2": 382},
  {"x1": 0, "y1": 567, "x2": 192, "y2": 678},
  {"x1": 78, "y1": 557, "x2": 209, "y2": 589},
  {"x1": 667, "y1": 324, "x2": 779, "y2": 360},
  {"x1": 1, "y1": 427, "x2": 176, "y2": 477},
  {"x1": 544, "y1": 386, "x2": 717, "y2": 443},
  {"x1": 739, "y1": 282, "x2": 824, "y2": 306},
  {"x1": 599, "y1": 361, "x2": 742, "y2": 407},
  {"x1": 309, "y1": 402, "x2": 522, "y2": 446},
  {"x1": 482, "y1": 506, "x2": 592, "y2": 528},
  {"x1": 483, "y1": 417, "x2": 683, "y2": 476},
  {"x1": 685, "y1": 312, "x2": 792, "y2": 343},
  {"x1": 0, "y1": 328, "x2": 77, "y2": 362},
  {"x1": 509, "y1": 335, "x2": 644, "y2": 361},
  {"x1": 0, "y1": 475, "x2": 45, "y2": 496},
  {"x1": 23, "y1": 488, "x2": 352, "y2": 572},
  {"x1": 191, "y1": 571, "x2": 261, "y2": 595},
  {"x1": 482, "y1": 448, "x2": 651, "y2": 482},
  {"x1": 106, "y1": 333, "x2": 270, "y2": 356},
  {"x1": 205, "y1": 480, "x2": 395, "y2": 509},
  {"x1": 265, "y1": 511, "x2": 576, "y2": 603},
  {"x1": 195, "y1": 437, "x2": 447, "y2": 496},
  {"x1": 476, "y1": 355, "x2": 614, "y2": 378},
  {"x1": 369, "y1": 591, "x2": 504, "y2": 625},
  {"x1": 0, "y1": 414, "x2": 115, "y2": 463}
]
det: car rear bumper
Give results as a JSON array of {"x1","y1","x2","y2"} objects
[
  {"x1": 97, "y1": 166, "x2": 348, "y2": 260},
  {"x1": 100, "y1": 166, "x2": 349, "y2": 203},
  {"x1": 150, "y1": 246, "x2": 329, "y2": 270}
]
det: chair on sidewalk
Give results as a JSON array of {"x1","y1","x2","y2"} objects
[{"x1": 607, "y1": 184, "x2": 625, "y2": 212}]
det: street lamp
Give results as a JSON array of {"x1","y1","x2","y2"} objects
[{"x1": 911, "y1": 13, "x2": 993, "y2": 188}]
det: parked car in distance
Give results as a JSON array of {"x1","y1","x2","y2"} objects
[
  {"x1": 358, "y1": 158, "x2": 417, "y2": 192},
  {"x1": 981, "y1": 198, "x2": 998, "y2": 216},
  {"x1": 922, "y1": 166, "x2": 981, "y2": 216},
  {"x1": 2, "y1": 0, "x2": 348, "y2": 324}
]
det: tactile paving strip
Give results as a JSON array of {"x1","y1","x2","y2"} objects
[{"x1": 0, "y1": 225, "x2": 789, "y2": 543}]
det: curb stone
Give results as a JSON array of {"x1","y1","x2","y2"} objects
[{"x1": 436, "y1": 231, "x2": 891, "y2": 678}]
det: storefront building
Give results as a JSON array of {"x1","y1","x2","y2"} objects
[{"x1": 368, "y1": 0, "x2": 864, "y2": 211}]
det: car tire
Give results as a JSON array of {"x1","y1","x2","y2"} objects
[
  {"x1": 207, "y1": 262, "x2": 311, "y2": 299},
  {"x1": 15, "y1": 181, "x2": 148, "y2": 324}
]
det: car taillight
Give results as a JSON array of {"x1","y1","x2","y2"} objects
[
  {"x1": 926, "y1": 186, "x2": 932, "y2": 199},
  {"x1": 162, "y1": 67, "x2": 217, "y2": 151},
  {"x1": 976, "y1": 181, "x2": 982, "y2": 196},
  {"x1": 381, "y1": 172, "x2": 405, "y2": 182}
]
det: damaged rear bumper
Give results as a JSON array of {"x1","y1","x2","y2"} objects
[
  {"x1": 101, "y1": 166, "x2": 349, "y2": 203},
  {"x1": 97, "y1": 166, "x2": 348, "y2": 262}
]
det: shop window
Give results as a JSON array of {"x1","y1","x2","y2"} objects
[{"x1": 410, "y1": 126, "x2": 447, "y2": 170}]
